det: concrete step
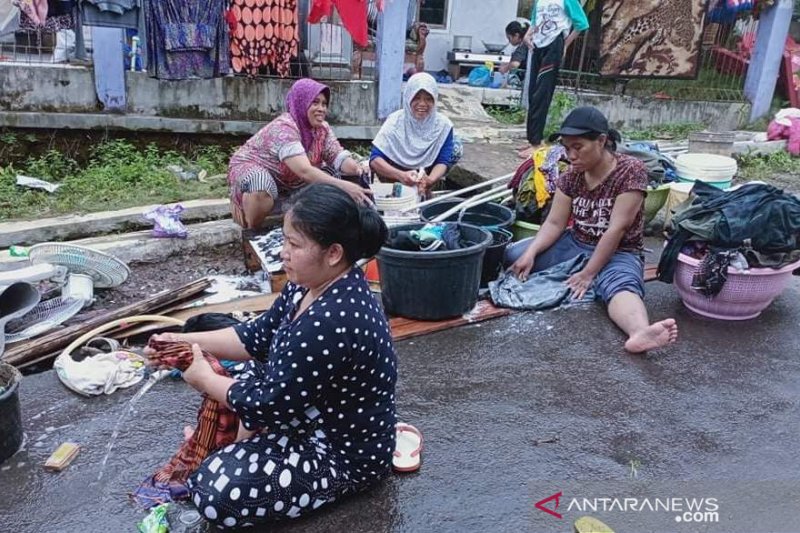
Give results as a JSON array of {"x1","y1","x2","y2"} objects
[
  {"x1": 0, "y1": 198, "x2": 231, "y2": 248},
  {"x1": 0, "y1": 219, "x2": 241, "y2": 266}
]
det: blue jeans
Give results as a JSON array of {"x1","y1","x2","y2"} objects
[{"x1": 504, "y1": 231, "x2": 645, "y2": 303}]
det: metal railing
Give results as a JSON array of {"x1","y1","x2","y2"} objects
[
  {"x1": 0, "y1": 23, "x2": 374, "y2": 81},
  {"x1": 0, "y1": 26, "x2": 90, "y2": 65},
  {"x1": 557, "y1": 16, "x2": 759, "y2": 103}
]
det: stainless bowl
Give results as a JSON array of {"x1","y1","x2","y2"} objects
[{"x1": 482, "y1": 41, "x2": 507, "y2": 53}]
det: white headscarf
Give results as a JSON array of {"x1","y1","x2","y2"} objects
[{"x1": 372, "y1": 73, "x2": 454, "y2": 170}]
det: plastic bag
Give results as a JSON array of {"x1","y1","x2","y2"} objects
[
  {"x1": 143, "y1": 204, "x2": 188, "y2": 239},
  {"x1": 138, "y1": 503, "x2": 169, "y2": 533},
  {"x1": 490, "y1": 71, "x2": 506, "y2": 89},
  {"x1": 468, "y1": 66, "x2": 492, "y2": 87}
]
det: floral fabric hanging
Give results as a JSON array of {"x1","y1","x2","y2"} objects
[{"x1": 228, "y1": 0, "x2": 299, "y2": 77}]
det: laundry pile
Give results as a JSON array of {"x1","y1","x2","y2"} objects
[
  {"x1": 509, "y1": 145, "x2": 565, "y2": 226},
  {"x1": 386, "y1": 222, "x2": 478, "y2": 252},
  {"x1": 658, "y1": 181, "x2": 800, "y2": 294}
]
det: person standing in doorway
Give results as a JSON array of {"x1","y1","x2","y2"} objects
[{"x1": 518, "y1": 0, "x2": 589, "y2": 159}]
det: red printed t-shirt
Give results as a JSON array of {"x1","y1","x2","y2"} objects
[{"x1": 556, "y1": 154, "x2": 648, "y2": 252}]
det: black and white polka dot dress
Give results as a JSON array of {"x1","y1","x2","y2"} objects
[{"x1": 188, "y1": 268, "x2": 397, "y2": 529}]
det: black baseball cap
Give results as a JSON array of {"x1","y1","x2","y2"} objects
[{"x1": 547, "y1": 106, "x2": 610, "y2": 142}]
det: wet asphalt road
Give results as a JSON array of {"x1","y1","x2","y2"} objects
[{"x1": 2, "y1": 279, "x2": 800, "y2": 532}]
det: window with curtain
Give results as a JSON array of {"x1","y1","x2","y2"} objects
[{"x1": 418, "y1": 0, "x2": 449, "y2": 28}]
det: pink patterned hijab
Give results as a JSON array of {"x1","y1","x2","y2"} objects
[{"x1": 285, "y1": 78, "x2": 331, "y2": 152}]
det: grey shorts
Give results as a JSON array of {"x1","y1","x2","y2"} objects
[{"x1": 504, "y1": 231, "x2": 645, "y2": 303}]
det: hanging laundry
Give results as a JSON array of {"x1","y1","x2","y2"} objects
[
  {"x1": 81, "y1": 0, "x2": 139, "y2": 29},
  {"x1": 228, "y1": 0, "x2": 299, "y2": 77},
  {"x1": 308, "y1": 0, "x2": 370, "y2": 48},
  {"x1": 92, "y1": 26, "x2": 126, "y2": 110},
  {"x1": 13, "y1": 0, "x2": 47, "y2": 27},
  {"x1": 48, "y1": 0, "x2": 74, "y2": 17},
  {"x1": 145, "y1": 0, "x2": 229, "y2": 80},
  {"x1": 598, "y1": 0, "x2": 705, "y2": 79},
  {"x1": 14, "y1": 0, "x2": 77, "y2": 30}
]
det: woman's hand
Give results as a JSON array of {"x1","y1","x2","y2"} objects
[
  {"x1": 182, "y1": 344, "x2": 216, "y2": 393},
  {"x1": 143, "y1": 332, "x2": 186, "y2": 362},
  {"x1": 148, "y1": 332, "x2": 185, "y2": 345},
  {"x1": 338, "y1": 179, "x2": 374, "y2": 206},
  {"x1": 509, "y1": 251, "x2": 536, "y2": 282},
  {"x1": 417, "y1": 172, "x2": 438, "y2": 198},
  {"x1": 395, "y1": 170, "x2": 420, "y2": 187},
  {"x1": 566, "y1": 270, "x2": 595, "y2": 300}
]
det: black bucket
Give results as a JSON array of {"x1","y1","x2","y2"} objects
[
  {"x1": 420, "y1": 199, "x2": 515, "y2": 231},
  {"x1": 0, "y1": 362, "x2": 23, "y2": 465},
  {"x1": 377, "y1": 223, "x2": 492, "y2": 320},
  {"x1": 480, "y1": 228, "x2": 513, "y2": 288}
]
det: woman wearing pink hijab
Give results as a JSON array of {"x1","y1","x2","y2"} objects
[{"x1": 228, "y1": 78, "x2": 372, "y2": 229}]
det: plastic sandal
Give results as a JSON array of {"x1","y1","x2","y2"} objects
[{"x1": 393, "y1": 423, "x2": 423, "y2": 473}]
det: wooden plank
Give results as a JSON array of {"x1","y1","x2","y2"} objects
[
  {"x1": 3, "y1": 278, "x2": 212, "y2": 367},
  {"x1": 389, "y1": 300, "x2": 511, "y2": 342},
  {"x1": 645, "y1": 264, "x2": 657, "y2": 282}
]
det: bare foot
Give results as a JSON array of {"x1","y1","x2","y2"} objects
[
  {"x1": 624, "y1": 319, "x2": 678, "y2": 353},
  {"x1": 183, "y1": 425, "x2": 195, "y2": 442}
]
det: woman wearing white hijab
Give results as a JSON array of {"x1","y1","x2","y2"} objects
[{"x1": 370, "y1": 73, "x2": 459, "y2": 196}]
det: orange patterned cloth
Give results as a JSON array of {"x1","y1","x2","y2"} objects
[
  {"x1": 132, "y1": 340, "x2": 239, "y2": 509},
  {"x1": 228, "y1": 0, "x2": 299, "y2": 77}
]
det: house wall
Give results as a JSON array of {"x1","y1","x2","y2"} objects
[
  {"x1": 422, "y1": 0, "x2": 519, "y2": 73},
  {"x1": 0, "y1": 65, "x2": 378, "y2": 125}
]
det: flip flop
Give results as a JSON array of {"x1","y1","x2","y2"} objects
[
  {"x1": 574, "y1": 516, "x2": 615, "y2": 533},
  {"x1": 393, "y1": 423, "x2": 423, "y2": 473}
]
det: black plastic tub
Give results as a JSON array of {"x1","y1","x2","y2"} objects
[
  {"x1": 480, "y1": 228, "x2": 513, "y2": 288},
  {"x1": 0, "y1": 362, "x2": 23, "y2": 465},
  {"x1": 377, "y1": 223, "x2": 492, "y2": 320},
  {"x1": 420, "y1": 199, "x2": 515, "y2": 231}
]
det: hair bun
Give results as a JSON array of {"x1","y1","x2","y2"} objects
[{"x1": 357, "y1": 206, "x2": 388, "y2": 259}]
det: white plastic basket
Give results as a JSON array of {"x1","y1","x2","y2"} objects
[{"x1": 372, "y1": 183, "x2": 419, "y2": 213}]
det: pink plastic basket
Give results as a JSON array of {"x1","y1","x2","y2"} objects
[{"x1": 674, "y1": 253, "x2": 800, "y2": 320}]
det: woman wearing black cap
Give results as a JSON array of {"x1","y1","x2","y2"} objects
[{"x1": 505, "y1": 106, "x2": 678, "y2": 353}]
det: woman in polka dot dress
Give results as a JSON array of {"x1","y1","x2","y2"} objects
[{"x1": 151, "y1": 183, "x2": 396, "y2": 529}]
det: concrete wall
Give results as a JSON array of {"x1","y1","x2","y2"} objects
[
  {"x1": 0, "y1": 65, "x2": 378, "y2": 126},
  {"x1": 438, "y1": 84, "x2": 751, "y2": 130},
  {"x1": 575, "y1": 92, "x2": 750, "y2": 131},
  {"x1": 0, "y1": 64, "x2": 750, "y2": 137},
  {"x1": 423, "y1": 0, "x2": 518, "y2": 72}
]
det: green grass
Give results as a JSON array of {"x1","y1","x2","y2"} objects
[
  {"x1": 485, "y1": 105, "x2": 528, "y2": 125},
  {"x1": 484, "y1": 92, "x2": 576, "y2": 138},
  {"x1": 736, "y1": 150, "x2": 800, "y2": 182},
  {"x1": 0, "y1": 140, "x2": 231, "y2": 220},
  {"x1": 624, "y1": 66, "x2": 745, "y2": 102},
  {"x1": 624, "y1": 122, "x2": 707, "y2": 141}
]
